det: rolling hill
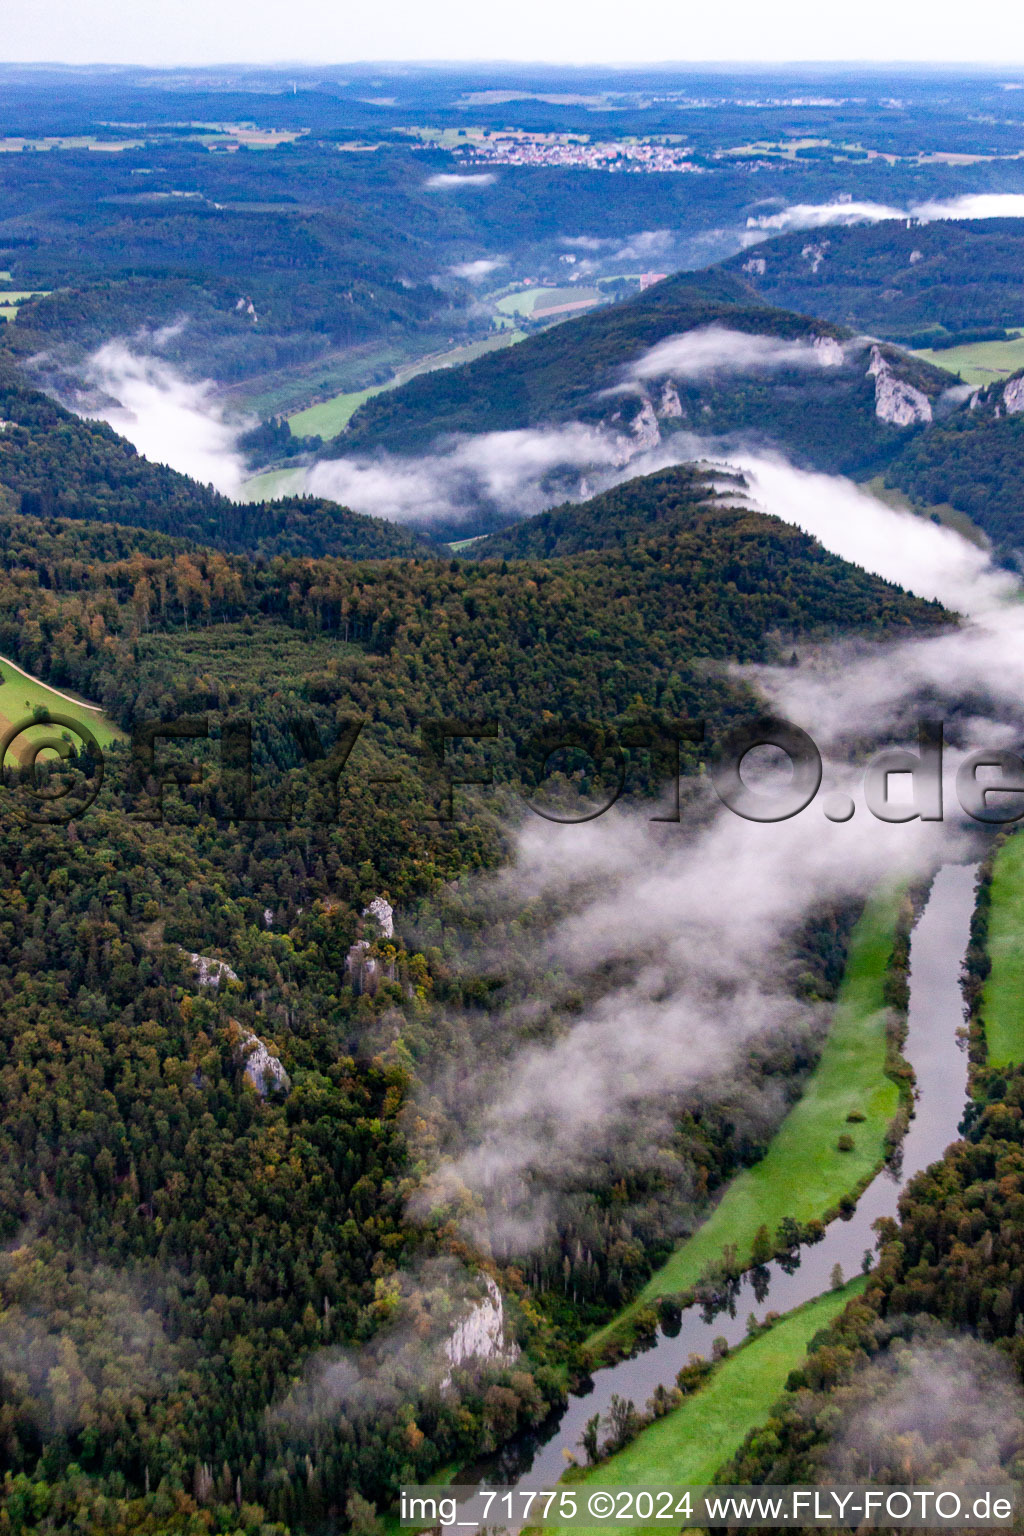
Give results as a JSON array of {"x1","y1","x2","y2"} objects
[{"x1": 339, "y1": 269, "x2": 954, "y2": 477}]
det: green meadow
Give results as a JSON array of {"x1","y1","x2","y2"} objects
[
  {"x1": 913, "y1": 332, "x2": 1024, "y2": 387},
  {"x1": 559, "y1": 1283, "x2": 864, "y2": 1530},
  {"x1": 286, "y1": 331, "x2": 526, "y2": 439},
  {"x1": 980, "y1": 834, "x2": 1024, "y2": 1069},
  {"x1": 0, "y1": 654, "x2": 123, "y2": 758},
  {"x1": 588, "y1": 891, "x2": 901, "y2": 1354}
]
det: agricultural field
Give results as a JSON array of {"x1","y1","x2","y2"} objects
[
  {"x1": 286, "y1": 330, "x2": 526, "y2": 439},
  {"x1": 912, "y1": 331, "x2": 1024, "y2": 387},
  {"x1": 979, "y1": 833, "x2": 1024, "y2": 1070},
  {"x1": 0, "y1": 137, "x2": 144, "y2": 152},
  {"x1": 495, "y1": 285, "x2": 601, "y2": 318},
  {"x1": 0, "y1": 289, "x2": 51, "y2": 322},
  {"x1": 635, "y1": 893, "x2": 901, "y2": 1301},
  {"x1": 239, "y1": 465, "x2": 306, "y2": 501},
  {"x1": 562, "y1": 1284, "x2": 865, "y2": 1511},
  {"x1": 584, "y1": 891, "x2": 900, "y2": 1359}
]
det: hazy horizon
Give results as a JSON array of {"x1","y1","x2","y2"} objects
[{"x1": 3, "y1": 0, "x2": 1023, "y2": 69}]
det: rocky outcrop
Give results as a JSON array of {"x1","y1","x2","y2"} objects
[
  {"x1": 363, "y1": 896, "x2": 394, "y2": 939},
  {"x1": 867, "y1": 346, "x2": 933, "y2": 426},
  {"x1": 658, "y1": 380, "x2": 683, "y2": 418},
  {"x1": 234, "y1": 1027, "x2": 290, "y2": 1097},
  {"x1": 441, "y1": 1277, "x2": 519, "y2": 1388},
  {"x1": 1003, "y1": 376, "x2": 1024, "y2": 415},
  {"x1": 801, "y1": 241, "x2": 829, "y2": 274},
  {"x1": 630, "y1": 395, "x2": 661, "y2": 452},
  {"x1": 184, "y1": 951, "x2": 239, "y2": 988},
  {"x1": 742, "y1": 256, "x2": 766, "y2": 276}
]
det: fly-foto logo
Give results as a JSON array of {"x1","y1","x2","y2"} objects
[{"x1": 1, "y1": 710, "x2": 1021, "y2": 828}]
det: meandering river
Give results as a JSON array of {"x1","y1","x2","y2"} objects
[{"x1": 463, "y1": 860, "x2": 978, "y2": 1493}]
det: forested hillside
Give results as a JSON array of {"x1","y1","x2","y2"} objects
[
  {"x1": 723, "y1": 218, "x2": 1024, "y2": 345},
  {"x1": 882, "y1": 372, "x2": 1024, "y2": 555},
  {"x1": 0, "y1": 370, "x2": 431, "y2": 560},
  {"x1": 338, "y1": 268, "x2": 952, "y2": 479},
  {"x1": 470, "y1": 466, "x2": 729, "y2": 558},
  {"x1": 0, "y1": 475, "x2": 945, "y2": 1534}
]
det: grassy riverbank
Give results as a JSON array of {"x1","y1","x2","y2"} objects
[
  {"x1": 559, "y1": 1282, "x2": 865, "y2": 1528},
  {"x1": 587, "y1": 891, "x2": 903, "y2": 1358},
  {"x1": 980, "y1": 833, "x2": 1024, "y2": 1069}
]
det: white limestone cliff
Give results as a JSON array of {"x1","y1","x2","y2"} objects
[
  {"x1": 441, "y1": 1277, "x2": 519, "y2": 1388},
  {"x1": 363, "y1": 896, "x2": 394, "y2": 939},
  {"x1": 630, "y1": 395, "x2": 661, "y2": 452},
  {"x1": 658, "y1": 380, "x2": 683, "y2": 418},
  {"x1": 812, "y1": 335, "x2": 845, "y2": 367},
  {"x1": 235, "y1": 1028, "x2": 291, "y2": 1097},
  {"x1": 867, "y1": 346, "x2": 933, "y2": 426},
  {"x1": 1003, "y1": 376, "x2": 1024, "y2": 415},
  {"x1": 801, "y1": 242, "x2": 829, "y2": 274},
  {"x1": 184, "y1": 951, "x2": 239, "y2": 988}
]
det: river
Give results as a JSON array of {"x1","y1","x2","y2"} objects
[{"x1": 463, "y1": 860, "x2": 979, "y2": 1493}]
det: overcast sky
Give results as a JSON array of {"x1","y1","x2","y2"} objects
[{"x1": 2, "y1": 0, "x2": 1023, "y2": 67}]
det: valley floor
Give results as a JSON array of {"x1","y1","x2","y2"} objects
[
  {"x1": 587, "y1": 891, "x2": 902, "y2": 1358},
  {"x1": 561, "y1": 1281, "x2": 865, "y2": 1525},
  {"x1": 981, "y1": 833, "x2": 1024, "y2": 1071}
]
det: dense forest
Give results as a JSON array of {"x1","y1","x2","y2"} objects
[
  {"x1": 883, "y1": 374, "x2": 1024, "y2": 556},
  {"x1": 0, "y1": 369, "x2": 431, "y2": 560},
  {"x1": 723, "y1": 218, "x2": 1024, "y2": 344},
  {"x1": 340, "y1": 269, "x2": 951, "y2": 476},
  {"x1": 0, "y1": 460, "x2": 946, "y2": 1533}
]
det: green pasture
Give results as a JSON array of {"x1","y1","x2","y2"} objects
[
  {"x1": 0, "y1": 655, "x2": 123, "y2": 757},
  {"x1": 286, "y1": 331, "x2": 526, "y2": 439},
  {"x1": 559, "y1": 1283, "x2": 864, "y2": 1529},
  {"x1": 912, "y1": 332, "x2": 1024, "y2": 387},
  {"x1": 588, "y1": 891, "x2": 901, "y2": 1355},
  {"x1": 980, "y1": 834, "x2": 1024, "y2": 1069}
]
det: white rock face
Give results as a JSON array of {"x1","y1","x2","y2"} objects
[
  {"x1": 630, "y1": 395, "x2": 661, "y2": 452},
  {"x1": 742, "y1": 256, "x2": 767, "y2": 276},
  {"x1": 812, "y1": 335, "x2": 845, "y2": 367},
  {"x1": 658, "y1": 380, "x2": 683, "y2": 418},
  {"x1": 263, "y1": 907, "x2": 274, "y2": 929},
  {"x1": 1003, "y1": 376, "x2": 1024, "y2": 415},
  {"x1": 363, "y1": 896, "x2": 394, "y2": 939},
  {"x1": 442, "y1": 1277, "x2": 519, "y2": 1387},
  {"x1": 867, "y1": 346, "x2": 933, "y2": 426},
  {"x1": 236, "y1": 1029, "x2": 290, "y2": 1097},
  {"x1": 185, "y1": 952, "x2": 239, "y2": 988},
  {"x1": 801, "y1": 242, "x2": 829, "y2": 274},
  {"x1": 909, "y1": 249, "x2": 924, "y2": 264}
]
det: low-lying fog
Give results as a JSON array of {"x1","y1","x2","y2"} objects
[{"x1": 61, "y1": 327, "x2": 1024, "y2": 1259}]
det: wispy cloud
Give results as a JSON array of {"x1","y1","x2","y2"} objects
[
  {"x1": 425, "y1": 173, "x2": 496, "y2": 190},
  {"x1": 625, "y1": 325, "x2": 846, "y2": 381},
  {"x1": 305, "y1": 422, "x2": 637, "y2": 524},
  {"x1": 749, "y1": 191, "x2": 1024, "y2": 233},
  {"x1": 449, "y1": 256, "x2": 507, "y2": 281},
  {"x1": 81, "y1": 340, "x2": 251, "y2": 498},
  {"x1": 411, "y1": 447, "x2": 1024, "y2": 1257}
]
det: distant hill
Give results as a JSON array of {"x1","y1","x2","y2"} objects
[
  {"x1": 339, "y1": 269, "x2": 953, "y2": 478},
  {"x1": 721, "y1": 219, "x2": 1024, "y2": 344},
  {"x1": 0, "y1": 369, "x2": 435, "y2": 561}
]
